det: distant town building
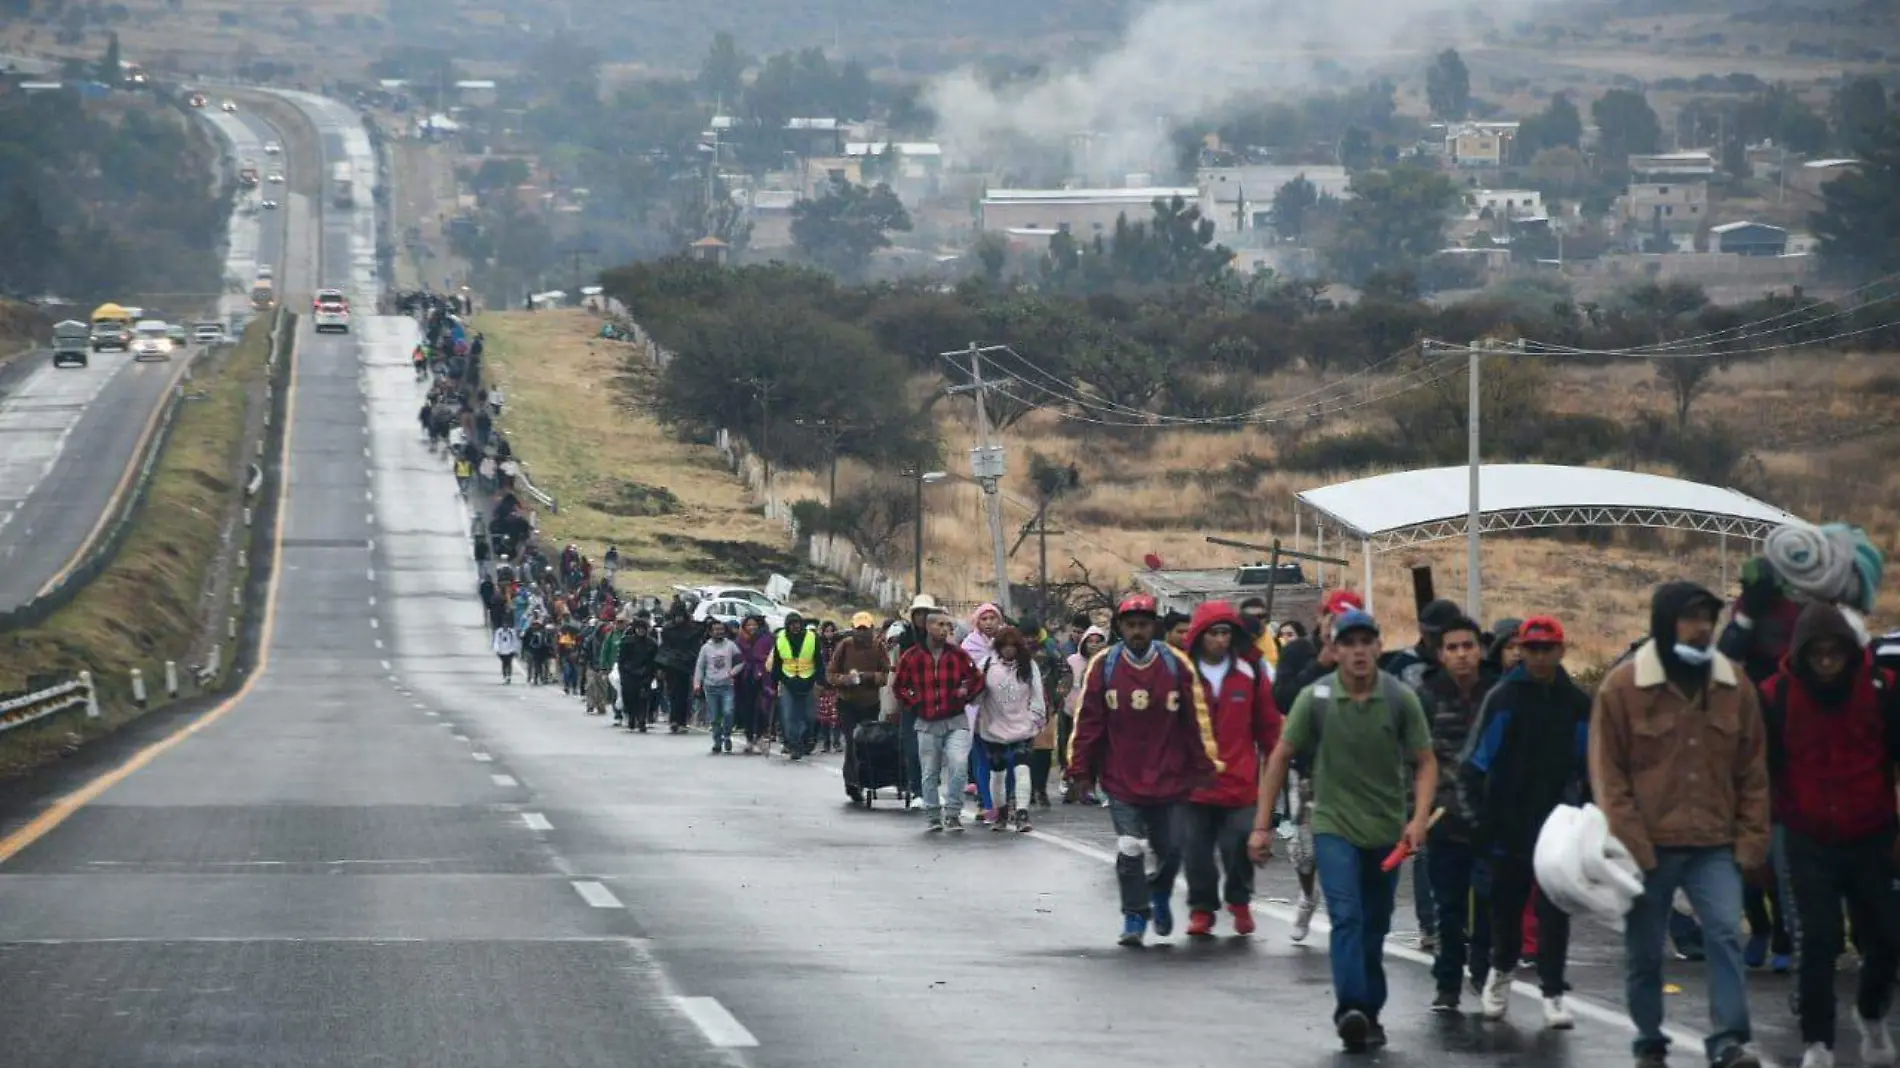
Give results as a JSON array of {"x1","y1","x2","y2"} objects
[
  {"x1": 1446, "y1": 122, "x2": 1520, "y2": 167},
  {"x1": 978, "y1": 186, "x2": 1202, "y2": 238},
  {"x1": 1710, "y1": 221, "x2": 1789, "y2": 257},
  {"x1": 1625, "y1": 152, "x2": 1714, "y2": 237},
  {"x1": 1198, "y1": 164, "x2": 1351, "y2": 233},
  {"x1": 1466, "y1": 188, "x2": 1546, "y2": 220}
]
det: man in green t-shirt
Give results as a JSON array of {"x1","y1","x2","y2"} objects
[{"x1": 1249, "y1": 608, "x2": 1437, "y2": 1053}]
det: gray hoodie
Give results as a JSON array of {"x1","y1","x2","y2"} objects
[{"x1": 694, "y1": 637, "x2": 742, "y2": 691}]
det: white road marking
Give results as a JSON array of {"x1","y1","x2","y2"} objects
[
  {"x1": 370, "y1": 617, "x2": 379, "y2": 629},
  {"x1": 570, "y1": 880, "x2": 623, "y2": 909},
  {"x1": 471, "y1": 752, "x2": 493, "y2": 762},
  {"x1": 450, "y1": 733, "x2": 467, "y2": 742},
  {"x1": 366, "y1": 567, "x2": 375, "y2": 581},
  {"x1": 522, "y1": 812, "x2": 553, "y2": 832},
  {"x1": 373, "y1": 638, "x2": 383, "y2": 649},
  {"x1": 364, "y1": 489, "x2": 373, "y2": 501},
  {"x1": 673, "y1": 997, "x2": 760, "y2": 1049},
  {"x1": 490, "y1": 774, "x2": 517, "y2": 787},
  {"x1": 379, "y1": 660, "x2": 391, "y2": 671},
  {"x1": 425, "y1": 710, "x2": 438, "y2": 717}
]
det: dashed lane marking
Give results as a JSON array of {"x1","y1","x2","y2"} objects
[
  {"x1": 490, "y1": 774, "x2": 518, "y2": 787},
  {"x1": 471, "y1": 752, "x2": 493, "y2": 762},
  {"x1": 673, "y1": 997, "x2": 760, "y2": 1049},
  {"x1": 570, "y1": 880, "x2": 622, "y2": 909},
  {"x1": 522, "y1": 812, "x2": 552, "y2": 832}
]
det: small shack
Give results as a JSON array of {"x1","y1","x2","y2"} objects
[
  {"x1": 1136, "y1": 562, "x2": 1323, "y2": 622},
  {"x1": 1710, "y1": 221, "x2": 1788, "y2": 257}
]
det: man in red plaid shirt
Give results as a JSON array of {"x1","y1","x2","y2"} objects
[{"x1": 894, "y1": 610, "x2": 987, "y2": 832}]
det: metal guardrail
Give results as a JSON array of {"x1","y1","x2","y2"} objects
[{"x1": 0, "y1": 676, "x2": 97, "y2": 735}]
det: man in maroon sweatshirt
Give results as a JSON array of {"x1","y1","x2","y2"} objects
[{"x1": 1068, "y1": 594, "x2": 1222, "y2": 946}]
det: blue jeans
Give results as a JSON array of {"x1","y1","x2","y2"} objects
[
  {"x1": 1314, "y1": 832, "x2": 1400, "y2": 1022},
  {"x1": 1426, "y1": 834, "x2": 1492, "y2": 994},
  {"x1": 1625, "y1": 846, "x2": 1752, "y2": 1059},
  {"x1": 778, "y1": 687, "x2": 815, "y2": 754},
  {"x1": 971, "y1": 735, "x2": 994, "y2": 809},
  {"x1": 916, "y1": 724, "x2": 971, "y2": 823},
  {"x1": 1108, "y1": 798, "x2": 1186, "y2": 915},
  {"x1": 704, "y1": 686, "x2": 734, "y2": 745}
]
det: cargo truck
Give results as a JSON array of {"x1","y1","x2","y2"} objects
[{"x1": 53, "y1": 320, "x2": 90, "y2": 367}]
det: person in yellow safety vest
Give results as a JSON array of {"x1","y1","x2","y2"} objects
[{"x1": 768, "y1": 612, "x2": 827, "y2": 761}]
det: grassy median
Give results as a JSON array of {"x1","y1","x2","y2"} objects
[{"x1": 0, "y1": 320, "x2": 274, "y2": 776}]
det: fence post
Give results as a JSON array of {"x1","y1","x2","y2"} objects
[
  {"x1": 131, "y1": 668, "x2": 147, "y2": 708},
  {"x1": 165, "y1": 660, "x2": 179, "y2": 698},
  {"x1": 80, "y1": 670, "x2": 100, "y2": 719}
]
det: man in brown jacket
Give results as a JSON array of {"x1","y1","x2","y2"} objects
[
  {"x1": 830, "y1": 612, "x2": 894, "y2": 803},
  {"x1": 1590, "y1": 581, "x2": 1772, "y2": 1068}
]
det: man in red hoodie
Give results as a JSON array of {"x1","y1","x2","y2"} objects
[
  {"x1": 1182, "y1": 601, "x2": 1283, "y2": 939},
  {"x1": 1068, "y1": 594, "x2": 1222, "y2": 947}
]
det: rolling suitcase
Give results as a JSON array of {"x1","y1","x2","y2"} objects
[{"x1": 850, "y1": 719, "x2": 910, "y2": 808}]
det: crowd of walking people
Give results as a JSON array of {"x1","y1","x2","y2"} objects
[{"x1": 402, "y1": 294, "x2": 1899, "y2": 1068}]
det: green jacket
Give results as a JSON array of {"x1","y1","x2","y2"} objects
[{"x1": 593, "y1": 628, "x2": 624, "y2": 670}]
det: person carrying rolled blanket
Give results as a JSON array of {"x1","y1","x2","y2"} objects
[{"x1": 1722, "y1": 522, "x2": 1885, "y2": 686}]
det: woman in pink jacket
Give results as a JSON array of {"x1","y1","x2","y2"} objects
[{"x1": 976, "y1": 626, "x2": 1047, "y2": 832}]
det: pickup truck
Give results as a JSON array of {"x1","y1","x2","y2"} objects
[
  {"x1": 192, "y1": 321, "x2": 228, "y2": 346},
  {"x1": 53, "y1": 320, "x2": 90, "y2": 368}
]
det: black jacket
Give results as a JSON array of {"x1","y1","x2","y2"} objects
[
  {"x1": 617, "y1": 632, "x2": 660, "y2": 678},
  {"x1": 1418, "y1": 663, "x2": 1500, "y2": 842},
  {"x1": 1456, "y1": 664, "x2": 1592, "y2": 857}
]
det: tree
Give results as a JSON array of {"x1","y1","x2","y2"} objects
[
  {"x1": 1591, "y1": 88, "x2": 1663, "y2": 164},
  {"x1": 1812, "y1": 116, "x2": 1900, "y2": 279},
  {"x1": 467, "y1": 157, "x2": 530, "y2": 196},
  {"x1": 790, "y1": 179, "x2": 912, "y2": 279},
  {"x1": 97, "y1": 31, "x2": 120, "y2": 84},
  {"x1": 1338, "y1": 125, "x2": 1375, "y2": 171},
  {"x1": 1321, "y1": 165, "x2": 1459, "y2": 284},
  {"x1": 824, "y1": 479, "x2": 917, "y2": 568},
  {"x1": 1516, "y1": 92, "x2": 1583, "y2": 160},
  {"x1": 1271, "y1": 175, "x2": 1319, "y2": 244},
  {"x1": 698, "y1": 31, "x2": 746, "y2": 103},
  {"x1": 1655, "y1": 357, "x2": 1718, "y2": 432},
  {"x1": 1425, "y1": 49, "x2": 1470, "y2": 121},
  {"x1": 1833, "y1": 76, "x2": 1890, "y2": 156}
]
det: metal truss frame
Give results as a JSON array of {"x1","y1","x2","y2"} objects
[{"x1": 1357, "y1": 506, "x2": 1775, "y2": 553}]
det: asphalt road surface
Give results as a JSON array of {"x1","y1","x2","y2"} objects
[{"x1": 0, "y1": 107, "x2": 287, "y2": 612}]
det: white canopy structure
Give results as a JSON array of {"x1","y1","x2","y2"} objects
[{"x1": 1291, "y1": 464, "x2": 1801, "y2": 611}]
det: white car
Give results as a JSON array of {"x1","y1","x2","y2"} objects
[
  {"x1": 266, "y1": 172, "x2": 284, "y2": 184},
  {"x1": 221, "y1": 100, "x2": 237, "y2": 113},
  {"x1": 312, "y1": 290, "x2": 350, "y2": 334},
  {"x1": 131, "y1": 320, "x2": 173, "y2": 361},
  {"x1": 261, "y1": 199, "x2": 278, "y2": 210},
  {"x1": 256, "y1": 265, "x2": 273, "y2": 281},
  {"x1": 692, "y1": 598, "x2": 789, "y2": 633},
  {"x1": 192, "y1": 321, "x2": 228, "y2": 345},
  {"x1": 264, "y1": 141, "x2": 281, "y2": 154},
  {"x1": 676, "y1": 584, "x2": 789, "y2": 614}
]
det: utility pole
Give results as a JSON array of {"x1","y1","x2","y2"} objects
[
  {"x1": 1467, "y1": 340, "x2": 1482, "y2": 622},
  {"x1": 794, "y1": 417, "x2": 853, "y2": 504},
  {"x1": 1010, "y1": 504, "x2": 1065, "y2": 622},
  {"x1": 943, "y1": 341, "x2": 1014, "y2": 615},
  {"x1": 748, "y1": 379, "x2": 777, "y2": 501},
  {"x1": 913, "y1": 470, "x2": 925, "y2": 598}
]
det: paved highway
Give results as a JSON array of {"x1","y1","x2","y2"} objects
[
  {"x1": 0, "y1": 105, "x2": 287, "y2": 612},
  {"x1": 0, "y1": 92, "x2": 1817, "y2": 1068}
]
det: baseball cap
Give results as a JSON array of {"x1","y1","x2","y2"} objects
[
  {"x1": 1332, "y1": 609, "x2": 1380, "y2": 640},
  {"x1": 1116, "y1": 594, "x2": 1159, "y2": 618},
  {"x1": 851, "y1": 611, "x2": 876, "y2": 629},
  {"x1": 1519, "y1": 616, "x2": 1566, "y2": 645},
  {"x1": 1322, "y1": 590, "x2": 1365, "y2": 617}
]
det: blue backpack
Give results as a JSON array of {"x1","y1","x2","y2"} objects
[{"x1": 1097, "y1": 642, "x2": 1186, "y2": 691}]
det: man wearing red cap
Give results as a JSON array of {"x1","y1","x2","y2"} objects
[
  {"x1": 1457, "y1": 614, "x2": 1593, "y2": 1029},
  {"x1": 1067, "y1": 594, "x2": 1222, "y2": 947}
]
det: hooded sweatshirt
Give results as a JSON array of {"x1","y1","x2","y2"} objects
[
  {"x1": 961, "y1": 604, "x2": 1001, "y2": 717},
  {"x1": 1069, "y1": 630, "x2": 1221, "y2": 806},
  {"x1": 1760, "y1": 602, "x2": 1900, "y2": 844},
  {"x1": 1651, "y1": 580, "x2": 1725, "y2": 696},
  {"x1": 1457, "y1": 661, "x2": 1592, "y2": 857},
  {"x1": 1065, "y1": 626, "x2": 1108, "y2": 717},
  {"x1": 976, "y1": 652, "x2": 1046, "y2": 744},
  {"x1": 1184, "y1": 601, "x2": 1283, "y2": 809}
]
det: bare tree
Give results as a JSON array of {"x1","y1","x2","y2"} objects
[
  {"x1": 825, "y1": 478, "x2": 917, "y2": 569},
  {"x1": 1653, "y1": 357, "x2": 1718, "y2": 432}
]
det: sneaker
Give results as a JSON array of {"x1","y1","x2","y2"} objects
[
  {"x1": 1860, "y1": 1012, "x2": 1897, "y2": 1067},
  {"x1": 722, "y1": 738, "x2": 732, "y2": 753},
  {"x1": 991, "y1": 813, "x2": 1010, "y2": 833},
  {"x1": 982, "y1": 807, "x2": 1000, "y2": 825},
  {"x1": 1119, "y1": 913, "x2": 1146, "y2": 947},
  {"x1": 1772, "y1": 952, "x2": 1793, "y2": 974},
  {"x1": 1713, "y1": 1043, "x2": 1763, "y2": 1068},
  {"x1": 1229, "y1": 903, "x2": 1256, "y2": 936},
  {"x1": 1744, "y1": 932, "x2": 1769, "y2": 969},
  {"x1": 1151, "y1": 893, "x2": 1175, "y2": 937},
  {"x1": 1419, "y1": 931, "x2": 1439, "y2": 953},
  {"x1": 1014, "y1": 809, "x2": 1032, "y2": 833},
  {"x1": 1366, "y1": 1022, "x2": 1388, "y2": 1049},
  {"x1": 1291, "y1": 893, "x2": 1317, "y2": 942},
  {"x1": 1187, "y1": 910, "x2": 1217, "y2": 938},
  {"x1": 1480, "y1": 966, "x2": 1514, "y2": 1020},
  {"x1": 1801, "y1": 1043, "x2": 1836, "y2": 1068},
  {"x1": 944, "y1": 817, "x2": 964, "y2": 833},
  {"x1": 1543, "y1": 995, "x2": 1575, "y2": 1030},
  {"x1": 1336, "y1": 1009, "x2": 1371, "y2": 1053},
  {"x1": 1431, "y1": 987, "x2": 1461, "y2": 1015},
  {"x1": 964, "y1": 783, "x2": 978, "y2": 796},
  {"x1": 925, "y1": 818, "x2": 943, "y2": 833}
]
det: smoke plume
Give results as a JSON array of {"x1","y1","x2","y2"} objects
[{"x1": 925, "y1": 0, "x2": 1530, "y2": 180}]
